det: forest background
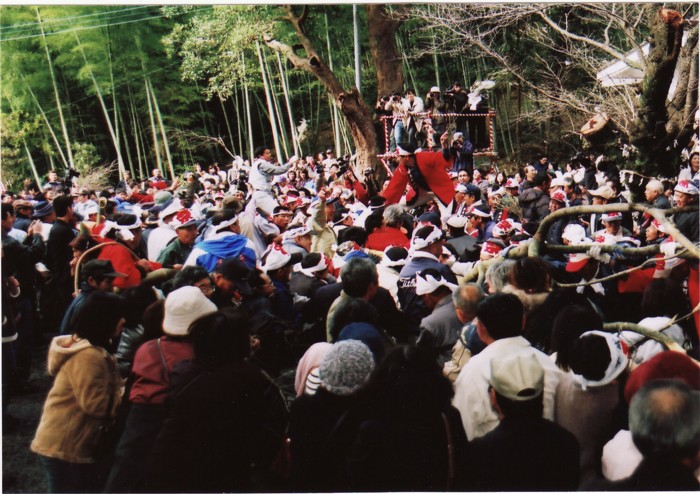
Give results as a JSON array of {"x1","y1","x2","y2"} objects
[{"x1": 1, "y1": 3, "x2": 698, "y2": 191}]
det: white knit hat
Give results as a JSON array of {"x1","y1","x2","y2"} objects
[{"x1": 162, "y1": 286, "x2": 217, "y2": 336}]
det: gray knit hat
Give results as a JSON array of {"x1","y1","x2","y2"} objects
[{"x1": 319, "y1": 340, "x2": 375, "y2": 396}]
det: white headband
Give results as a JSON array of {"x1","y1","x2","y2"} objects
[
  {"x1": 215, "y1": 215, "x2": 238, "y2": 232},
  {"x1": 572, "y1": 330, "x2": 629, "y2": 390},
  {"x1": 415, "y1": 272, "x2": 458, "y2": 296},
  {"x1": 411, "y1": 225, "x2": 443, "y2": 252},
  {"x1": 294, "y1": 254, "x2": 328, "y2": 277},
  {"x1": 102, "y1": 218, "x2": 142, "y2": 241}
]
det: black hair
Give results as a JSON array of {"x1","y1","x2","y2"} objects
[
  {"x1": 338, "y1": 226, "x2": 368, "y2": 247},
  {"x1": 189, "y1": 309, "x2": 251, "y2": 367},
  {"x1": 569, "y1": 333, "x2": 611, "y2": 381},
  {"x1": 551, "y1": 303, "x2": 604, "y2": 371},
  {"x1": 121, "y1": 284, "x2": 159, "y2": 327},
  {"x1": 476, "y1": 293, "x2": 523, "y2": 340},
  {"x1": 641, "y1": 278, "x2": 688, "y2": 319},
  {"x1": 341, "y1": 257, "x2": 378, "y2": 297},
  {"x1": 1, "y1": 202, "x2": 14, "y2": 221},
  {"x1": 329, "y1": 297, "x2": 379, "y2": 342},
  {"x1": 71, "y1": 291, "x2": 127, "y2": 349},
  {"x1": 365, "y1": 345, "x2": 454, "y2": 417},
  {"x1": 53, "y1": 194, "x2": 74, "y2": 217},
  {"x1": 533, "y1": 173, "x2": 550, "y2": 188},
  {"x1": 509, "y1": 257, "x2": 551, "y2": 294},
  {"x1": 494, "y1": 389, "x2": 544, "y2": 419},
  {"x1": 254, "y1": 145, "x2": 270, "y2": 158}
]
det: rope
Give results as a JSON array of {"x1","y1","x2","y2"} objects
[{"x1": 380, "y1": 111, "x2": 497, "y2": 119}]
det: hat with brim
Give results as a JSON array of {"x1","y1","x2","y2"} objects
[
  {"x1": 490, "y1": 353, "x2": 544, "y2": 401},
  {"x1": 566, "y1": 251, "x2": 591, "y2": 272},
  {"x1": 430, "y1": 86, "x2": 440, "y2": 93},
  {"x1": 674, "y1": 180, "x2": 699, "y2": 195},
  {"x1": 601, "y1": 212, "x2": 623, "y2": 222},
  {"x1": 216, "y1": 257, "x2": 253, "y2": 296},
  {"x1": 13, "y1": 199, "x2": 33, "y2": 210},
  {"x1": 170, "y1": 209, "x2": 198, "y2": 229},
  {"x1": 550, "y1": 190, "x2": 567, "y2": 204},
  {"x1": 159, "y1": 200, "x2": 184, "y2": 220},
  {"x1": 589, "y1": 185, "x2": 615, "y2": 200},
  {"x1": 81, "y1": 259, "x2": 127, "y2": 280},
  {"x1": 32, "y1": 201, "x2": 54, "y2": 219}
]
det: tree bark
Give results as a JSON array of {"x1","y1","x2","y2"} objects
[
  {"x1": 366, "y1": 5, "x2": 404, "y2": 98},
  {"x1": 630, "y1": 7, "x2": 685, "y2": 173},
  {"x1": 264, "y1": 6, "x2": 381, "y2": 175},
  {"x1": 666, "y1": 26, "x2": 699, "y2": 152}
]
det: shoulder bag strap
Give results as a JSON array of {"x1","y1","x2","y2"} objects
[{"x1": 156, "y1": 338, "x2": 171, "y2": 383}]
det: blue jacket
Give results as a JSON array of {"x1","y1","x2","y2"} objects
[{"x1": 398, "y1": 252, "x2": 458, "y2": 324}]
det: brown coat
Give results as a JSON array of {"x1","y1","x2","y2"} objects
[{"x1": 31, "y1": 335, "x2": 122, "y2": 464}]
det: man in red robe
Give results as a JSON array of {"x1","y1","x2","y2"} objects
[{"x1": 381, "y1": 133, "x2": 455, "y2": 208}]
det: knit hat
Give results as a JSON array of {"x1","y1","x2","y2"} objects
[
  {"x1": 319, "y1": 340, "x2": 375, "y2": 395},
  {"x1": 572, "y1": 330, "x2": 629, "y2": 390},
  {"x1": 490, "y1": 353, "x2": 544, "y2": 401},
  {"x1": 162, "y1": 286, "x2": 217, "y2": 336},
  {"x1": 415, "y1": 269, "x2": 458, "y2": 296},
  {"x1": 623, "y1": 350, "x2": 700, "y2": 404},
  {"x1": 32, "y1": 201, "x2": 54, "y2": 219}
]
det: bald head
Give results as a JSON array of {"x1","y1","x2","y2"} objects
[{"x1": 453, "y1": 283, "x2": 484, "y2": 324}]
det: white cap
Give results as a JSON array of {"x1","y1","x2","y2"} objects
[{"x1": 162, "y1": 286, "x2": 217, "y2": 336}]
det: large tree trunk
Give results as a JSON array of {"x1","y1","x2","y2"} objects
[
  {"x1": 666, "y1": 25, "x2": 699, "y2": 153},
  {"x1": 265, "y1": 6, "x2": 381, "y2": 176},
  {"x1": 630, "y1": 7, "x2": 685, "y2": 174},
  {"x1": 367, "y1": 5, "x2": 404, "y2": 99}
]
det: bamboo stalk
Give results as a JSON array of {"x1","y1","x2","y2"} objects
[
  {"x1": 256, "y1": 41, "x2": 283, "y2": 161},
  {"x1": 149, "y1": 79, "x2": 175, "y2": 181},
  {"x1": 232, "y1": 83, "x2": 244, "y2": 158},
  {"x1": 143, "y1": 76, "x2": 162, "y2": 175},
  {"x1": 129, "y1": 96, "x2": 145, "y2": 180},
  {"x1": 19, "y1": 71, "x2": 69, "y2": 169},
  {"x1": 276, "y1": 51, "x2": 299, "y2": 157},
  {"x1": 264, "y1": 45, "x2": 289, "y2": 159},
  {"x1": 219, "y1": 95, "x2": 237, "y2": 156},
  {"x1": 35, "y1": 7, "x2": 74, "y2": 169},
  {"x1": 242, "y1": 53, "x2": 255, "y2": 160},
  {"x1": 23, "y1": 140, "x2": 42, "y2": 186},
  {"x1": 73, "y1": 32, "x2": 126, "y2": 178}
]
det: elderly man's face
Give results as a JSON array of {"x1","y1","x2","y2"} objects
[{"x1": 525, "y1": 166, "x2": 537, "y2": 180}]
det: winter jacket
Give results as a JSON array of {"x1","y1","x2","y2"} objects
[
  {"x1": 129, "y1": 336, "x2": 194, "y2": 405},
  {"x1": 519, "y1": 187, "x2": 550, "y2": 227},
  {"x1": 31, "y1": 335, "x2": 122, "y2": 463}
]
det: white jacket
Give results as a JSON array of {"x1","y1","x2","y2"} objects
[
  {"x1": 452, "y1": 335, "x2": 563, "y2": 440},
  {"x1": 249, "y1": 158, "x2": 292, "y2": 193}
]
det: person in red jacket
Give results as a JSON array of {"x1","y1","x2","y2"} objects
[{"x1": 366, "y1": 204, "x2": 410, "y2": 251}]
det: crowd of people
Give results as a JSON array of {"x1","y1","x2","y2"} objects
[{"x1": 2, "y1": 129, "x2": 700, "y2": 492}]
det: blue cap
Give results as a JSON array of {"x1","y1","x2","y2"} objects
[{"x1": 344, "y1": 250, "x2": 369, "y2": 261}]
